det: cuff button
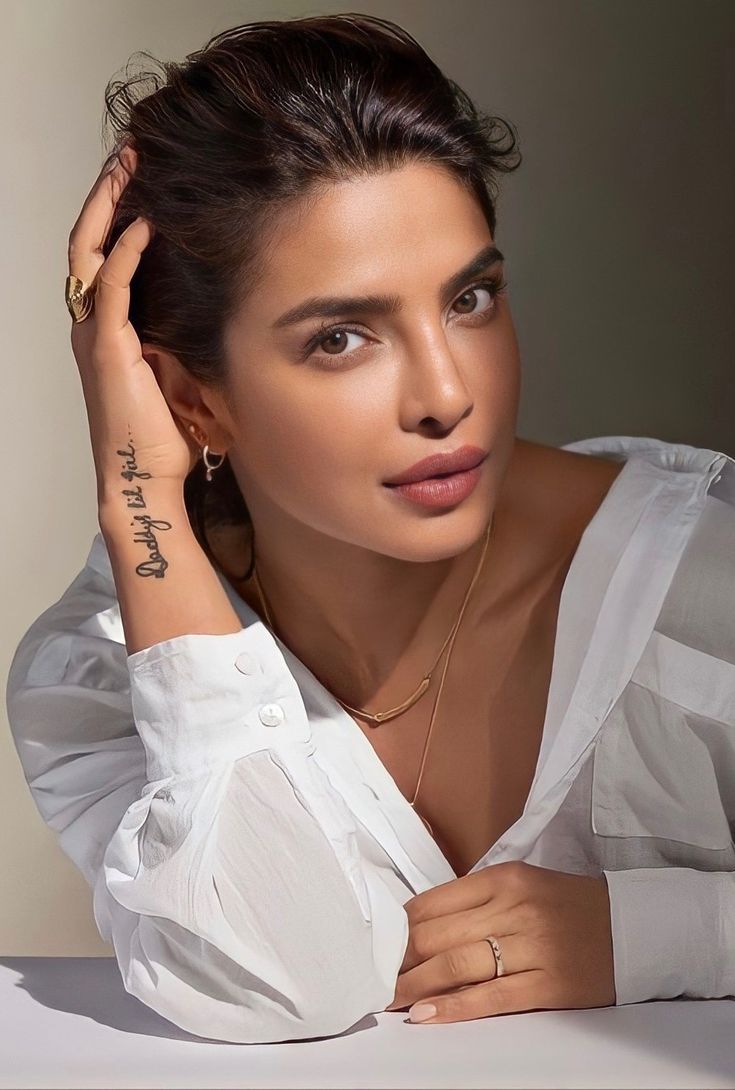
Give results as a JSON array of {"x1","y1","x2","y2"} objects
[
  {"x1": 235, "y1": 652, "x2": 260, "y2": 675},
  {"x1": 259, "y1": 703, "x2": 285, "y2": 727}
]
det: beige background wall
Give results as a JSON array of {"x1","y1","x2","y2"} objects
[{"x1": 2, "y1": 0, "x2": 733, "y2": 954}]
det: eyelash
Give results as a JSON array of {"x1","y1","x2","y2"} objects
[{"x1": 301, "y1": 276, "x2": 509, "y2": 364}]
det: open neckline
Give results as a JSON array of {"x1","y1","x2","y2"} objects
[
  {"x1": 215, "y1": 448, "x2": 639, "y2": 883},
  {"x1": 83, "y1": 435, "x2": 729, "y2": 887}
]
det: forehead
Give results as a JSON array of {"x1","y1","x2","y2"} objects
[{"x1": 254, "y1": 163, "x2": 490, "y2": 295}]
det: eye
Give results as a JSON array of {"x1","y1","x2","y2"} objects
[
  {"x1": 451, "y1": 277, "x2": 507, "y2": 319},
  {"x1": 302, "y1": 275, "x2": 508, "y2": 364},
  {"x1": 306, "y1": 326, "x2": 370, "y2": 361}
]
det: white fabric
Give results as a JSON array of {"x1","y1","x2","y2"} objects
[{"x1": 5, "y1": 434, "x2": 735, "y2": 1043}]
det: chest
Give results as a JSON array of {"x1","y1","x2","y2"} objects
[{"x1": 355, "y1": 554, "x2": 571, "y2": 878}]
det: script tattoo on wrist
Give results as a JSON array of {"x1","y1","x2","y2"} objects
[{"x1": 115, "y1": 425, "x2": 171, "y2": 578}]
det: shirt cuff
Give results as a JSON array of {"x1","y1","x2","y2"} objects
[
  {"x1": 603, "y1": 866, "x2": 735, "y2": 1004},
  {"x1": 127, "y1": 622, "x2": 312, "y2": 781}
]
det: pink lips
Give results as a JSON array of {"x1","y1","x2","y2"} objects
[
  {"x1": 384, "y1": 449, "x2": 488, "y2": 510},
  {"x1": 383, "y1": 445, "x2": 488, "y2": 487}
]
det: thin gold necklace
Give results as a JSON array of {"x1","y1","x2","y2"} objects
[{"x1": 252, "y1": 515, "x2": 495, "y2": 836}]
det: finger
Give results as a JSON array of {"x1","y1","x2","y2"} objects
[
  {"x1": 403, "y1": 968, "x2": 550, "y2": 1025},
  {"x1": 67, "y1": 145, "x2": 137, "y2": 285},
  {"x1": 388, "y1": 931, "x2": 531, "y2": 1011},
  {"x1": 69, "y1": 145, "x2": 137, "y2": 264},
  {"x1": 400, "y1": 895, "x2": 519, "y2": 974},
  {"x1": 93, "y1": 216, "x2": 155, "y2": 336},
  {"x1": 403, "y1": 861, "x2": 525, "y2": 925}
]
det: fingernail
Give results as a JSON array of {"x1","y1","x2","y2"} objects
[{"x1": 407, "y1": 1002, "x2": 436, "y2": 1023}]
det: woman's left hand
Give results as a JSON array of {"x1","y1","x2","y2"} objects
[{"x1": 385, "y1": 860, "x2": 616, "y2": 1023}]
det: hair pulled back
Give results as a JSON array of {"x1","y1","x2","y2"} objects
[{"x1": 101, "y1": 12, "x2": 522, "y2": 580}]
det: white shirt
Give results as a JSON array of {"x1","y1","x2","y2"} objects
[{"x1": 6, "y1": 434, "x2": 735, "y2": 1044}]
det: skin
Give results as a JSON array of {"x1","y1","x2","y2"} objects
[
  {"x1": 144, "y1": 161, "x2": 521, "y2": 706},
  {"x1": 69, "y1": 151, "x2": 616, "y2": 1027}
]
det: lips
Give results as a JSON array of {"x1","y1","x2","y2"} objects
[{"x1": 383, "y1": 445, "x2": 488, "y2": 487}]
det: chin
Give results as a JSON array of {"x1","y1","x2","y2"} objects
[{"x1": 375, "y1": 506, "x2": 493, "y2": 565}]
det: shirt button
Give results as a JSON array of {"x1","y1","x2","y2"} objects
[
  {"x1": 235, "y1": 652, "x2": 259, "y2": 675},
  {"x1": 259, "y1": 703, "x2": 285, "y2": 727}
]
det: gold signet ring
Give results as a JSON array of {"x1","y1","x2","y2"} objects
[{"x1": 65, "y1": 274, "x2": 96, "y2": 323}]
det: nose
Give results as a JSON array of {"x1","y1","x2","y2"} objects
[{"x1": 398, "y1": 326, "x2": 474, "y2": 430}]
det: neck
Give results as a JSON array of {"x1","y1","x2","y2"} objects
[
  {"x1": 213, "y1": 522, "x2": 490, "y2": 709},
  {"x1": 211, "y1": 446, "x2": 524, "y2": 710}
]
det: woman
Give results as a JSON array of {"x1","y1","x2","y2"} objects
[{"x1": 6, "y1": 13, "x2": 735, "y2": 1044}]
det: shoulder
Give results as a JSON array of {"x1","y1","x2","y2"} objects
[
  {"x1": 520, "y1": 434, "x2": 623, "y2": 493},
  {"x1": 498, "y1": 435, "x2": 625, "y2": 553},
  {"x1": 505, "y1": 431, "x2": 733, "y2": 530},
  {"x1": 657, "y1": 462, "x2": 735, "y2": 663},
  {"x1": 498, "y1": 433, "x2": 733, "y2": 599},
  {"x1": 509, "y1": 434, "x2": 735, "y2": 713}
]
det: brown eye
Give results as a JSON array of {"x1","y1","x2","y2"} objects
[
  {"x1": 321, "y1": 330, "x2": 350, "y2": 355},
  {"x1": 449, "y1": 276, "x2": 505, "y2": 318},
  {"x1": 452, "y1": 281, "x2": 501, "y2": 318},
  {"x1": 454, "y1": 289, "x2": 481, "y2": 314},
  {"x1": 303, "y1": 324, "x2": 370, "y2": 364}
]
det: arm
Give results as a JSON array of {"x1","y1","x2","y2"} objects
[
  {"x1": 604, "y1": 867, "x2": 735, "y2": 1004},
  {"x1": 6, "y1": 518, "x2": 410, "y2": 1042},
  {"x1": 97, "y1": 484, "x2": 243, "y2": 654},
  {"x1": 20, "y1": 147, "x2": 411, "y2": 1042}
]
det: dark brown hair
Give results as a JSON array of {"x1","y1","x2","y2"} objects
[{"x1": 101, "y1": 12, "x2": 522, "y2": 581}]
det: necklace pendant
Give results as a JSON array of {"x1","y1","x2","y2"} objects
[{"x1": 368, "y1": 676, "x2": 433, "y2": 725}]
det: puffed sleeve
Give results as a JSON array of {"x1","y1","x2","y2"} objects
[{"x1": 5, "y1": 559, "x2": 410, "y2": 1043}]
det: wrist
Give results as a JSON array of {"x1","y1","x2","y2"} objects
[{"x1": 98, "y1": 481, "x2": 189, "y2": 536}]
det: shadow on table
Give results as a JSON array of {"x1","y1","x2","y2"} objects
[
  {"x1": 4, "y1": 955, "x2": 735, "y2": 1079},
  {"x1": 0, "y1": 956, "x2": 378, "y2": 1046}
]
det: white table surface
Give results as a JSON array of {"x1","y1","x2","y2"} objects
[{"x1": 2, "y1": 958, "x2": 734, "y2": 1089}]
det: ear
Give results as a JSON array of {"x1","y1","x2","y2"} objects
[{"x1": 141, "y1": 343, "x2": 233, "y2": 452}]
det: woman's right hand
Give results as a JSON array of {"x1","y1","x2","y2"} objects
[{"x1": 68, "y1": 145, "x2": 199, "y2": 511}]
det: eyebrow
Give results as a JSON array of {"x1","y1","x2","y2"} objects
[{"x1": 271, "y1": 243, "x2": 505, "y2": 330}]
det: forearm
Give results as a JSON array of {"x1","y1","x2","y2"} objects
[
  {"x1": 99, "y1": 483, "x2": 242, "y2": 656},
  {"x1": 8, "y1": 547, "x2": 410, "y2": 1044},
  {"x1": 604, "y1": 866, "x2": 735, "y2": 1003}
]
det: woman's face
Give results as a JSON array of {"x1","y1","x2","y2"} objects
[{"x1": 219, "y1": 161, "x2": 521, "y2": 564}]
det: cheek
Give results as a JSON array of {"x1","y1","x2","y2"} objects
[
  {"x1": 479, "y1": 319, "x2": 521, "y2": 414},
  {"x1": 494, "y1": 352, "x2": 521, "y2": 415},
  {"x1": 234, "y1": 378, "x2": 379, "y2": 504},
  {"x1": 451, "y1": 340, "x2": 519, "y2": 441}
]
